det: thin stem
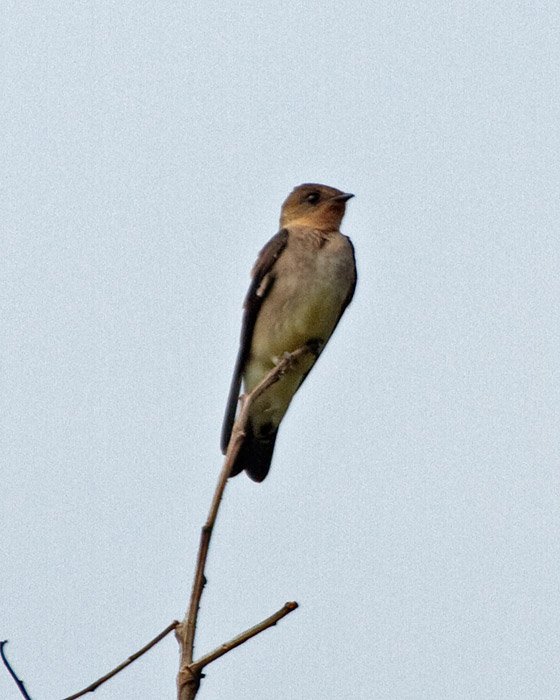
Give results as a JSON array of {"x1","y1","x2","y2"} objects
[
  {"x1": 0, "y1": 640, "x2": 33, "y2": 700},
  {"x1": 62, "y1": 621, "x2": 179, "y2": 700},
  {"x1": 191, "y1": 602, "x2": 298, "y2": 673},
  {"x1": 180, "y1": 345, "x2": 310, "y2": 661}
]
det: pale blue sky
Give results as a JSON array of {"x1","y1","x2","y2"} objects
[{"x1": 2, "y1": 1, "x2": 560, "y2": 699}]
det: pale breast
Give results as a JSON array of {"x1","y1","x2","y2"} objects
[{"x1": 249, "y1": 230, "x2": 355, "y2": 369}]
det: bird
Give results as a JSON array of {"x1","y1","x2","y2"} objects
[{"x1": 221, "y1": 183, "x2": 357, "y2": 482}]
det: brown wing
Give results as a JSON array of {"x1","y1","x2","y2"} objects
[
  {"x1": 339, "y1": 235, "x2": 357, "y2": 315},
  {"x1": 220, "y1": 229, "x2": 289, "y2": 454}
]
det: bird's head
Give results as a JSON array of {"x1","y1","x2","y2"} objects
[{"x1": 279, "y1": 183, "x2": 354, "y2": 230}]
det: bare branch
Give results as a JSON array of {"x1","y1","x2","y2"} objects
[
  {"x1": 2, "y1": 350, "x2": 308, "y2": 700},
  {"x1": 62, "y1": 621, "x2": 179, "y2": 700},
  {"x1": 0, "y1": 640, "x2": 33, "y2": 700},
  {"x1": 176, "y1": 345, "x2": 310, "y2": 699},
  {"x1": 191, "y1": 601, "x2": 298, "y2": 673}
]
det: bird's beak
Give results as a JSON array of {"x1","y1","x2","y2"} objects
[{"x1": 330, "y1": 192, "x2": 354, "y2": 203}]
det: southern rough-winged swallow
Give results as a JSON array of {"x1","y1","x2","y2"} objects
[{"x1": 221, "y1": 183, "x2": 357, "y2": 482}]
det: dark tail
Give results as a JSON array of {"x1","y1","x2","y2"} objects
[{"x1": 229, "y1": 422, "x2": 278, "y2": 482}]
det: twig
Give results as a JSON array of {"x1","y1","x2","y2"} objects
[
  {"x1": 191, "y1": 601, "x2": 298, "y2": 673},
  {"x1": 0, "y1": 640, "x2": 33, "y2": 700},
  {"x1": 176, "y1": 345, "x2": 310, "y2": 699},
  {"x1": 62, "y1": 621, "x2": 179, "y2": 700}
]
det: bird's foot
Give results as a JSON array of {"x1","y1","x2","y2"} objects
[
  {"x1": 305, "y1": 337, "x2": 324, "y2": 357},
  {"x1": 277, "y1": 339, "x2": 323, "y2": 368}
]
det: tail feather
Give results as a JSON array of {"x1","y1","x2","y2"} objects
[{"x1": 229, "y1": 423, "x2": 278, "y2": 482}]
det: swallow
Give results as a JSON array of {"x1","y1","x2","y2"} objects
[{"x1": 221, "y1": 183, "x2": 357, "y2": 481}]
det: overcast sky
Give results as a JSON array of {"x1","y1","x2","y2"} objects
[{"x1": 2, "y1": 1, "x2": 560, "y2": 699}]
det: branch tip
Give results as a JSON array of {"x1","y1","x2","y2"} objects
[
  {"x1": 62, "y1": 621, "x2": 179, "y2": 700},
  {"x1": 190, "y1": 599, "x2": 299, "y2": 673},
  {"x1": 0, "y1": 640, "x2": 33, "y2": 700}
]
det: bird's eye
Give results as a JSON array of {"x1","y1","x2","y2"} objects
[{"x1": 305, "y1": 192, "x2": 320, "y2": 205}]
